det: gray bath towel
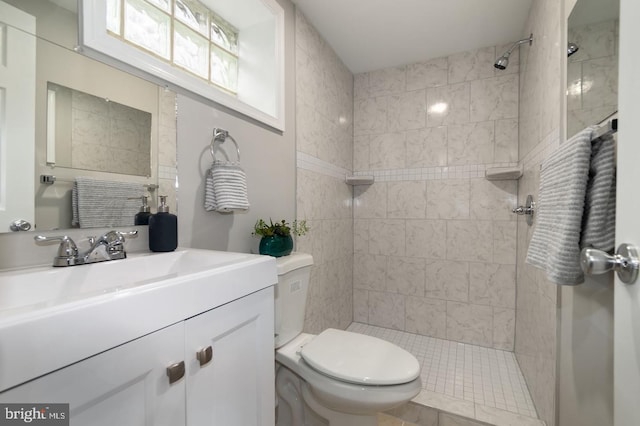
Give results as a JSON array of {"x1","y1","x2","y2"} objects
[
  {"x1": 581, "y1": 133, "x2": 616, "y2": 251},
  {"x1": 526, "y1": 126, "x2": 616, "y2": 285},
  {"x1": 72, "y1": 177, "x2": 145, "y2": 228}
]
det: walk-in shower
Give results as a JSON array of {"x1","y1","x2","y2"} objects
[{"x1": 494, "y1": 33, "x2": 534, "y2": 70}]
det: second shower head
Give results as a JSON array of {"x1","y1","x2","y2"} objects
[
  {"x1": 567, "y1": 42, "x2": 580, "y2": 57},
  {"x1": 494, "y1": 33, "x2": 534, "y2": 70}
]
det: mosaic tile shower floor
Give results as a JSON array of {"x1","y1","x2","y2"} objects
[{"x1": 347, "y1": 322, "x2": 538, "y2": 419}]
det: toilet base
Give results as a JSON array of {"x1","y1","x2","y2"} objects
[
  {"x1": 302, "y1": 382, "x2": 377, "y2": 426},
  {"x1": 276, "y1": 364, "x2": 378, "y2": 426}
]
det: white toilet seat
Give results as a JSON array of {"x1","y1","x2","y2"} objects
[
  {"x1": 300, "y1": 328, "x2": 420, "y2": 385},
  {"x1": 276, "y1": 333, "x2": 422, "y2": 415}
]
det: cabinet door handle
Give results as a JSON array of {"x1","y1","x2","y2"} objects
[
  {"x1": 166, "y1": 361, "x2": 185, "y2": 384},
  {"x1": 196, "y1": 346, "x2": 213, "y2": 367}
]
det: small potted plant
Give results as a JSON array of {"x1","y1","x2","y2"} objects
[{"x1": 253, "y1": 219, "x2": 308, "y2": 257}]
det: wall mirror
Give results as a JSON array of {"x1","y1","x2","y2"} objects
[
  {"x1": 0, "y1": 0, "x2": 177, "y2": 232},
  {"x1": 47, "y1": 82, "x2": 152, "y2": 177},
  {"x1": 566, "y1": 0, "x2": 619, "y2": 139}
]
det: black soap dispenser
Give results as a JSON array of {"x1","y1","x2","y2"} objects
[
  {"x1": 148, "y1": 195, "x2": 178, "y2": 252},
  {"x1": 134, "y1": 196, "x2": 152, "y2": 225}
]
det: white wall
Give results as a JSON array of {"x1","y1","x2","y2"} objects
[
  {"x1": 176, "y1": 0, "x2": 296, "y2": 253},
  {"x1": 0, "y1": 0, "x2": 296, "y2": 267},
  {"x1": 558, "y1": 276, "x2": 614, "y2": 426}
]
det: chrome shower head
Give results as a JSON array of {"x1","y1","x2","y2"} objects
[
  {"x1": 494, "y1": 54, "x2": 510, "y2": 70},
  {"x1": 494, "y1": 33, "x2": 533, "y2": 70},
  {"x1": 567, "y1": 42, "x2": 579, "y2": 57}
]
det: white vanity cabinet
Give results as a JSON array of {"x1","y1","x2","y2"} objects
[
  {"x1": 0, "y1": 287, "x2": 275, "y2": 426},
  {"x1": 0, "y1": 321, "x2": 186, "y2": 425},
  {"x1": 185, "y1": 287, "x2": 274, "y2": 425}
]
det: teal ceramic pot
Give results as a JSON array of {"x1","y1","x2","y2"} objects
[{"x1": 259, "y1": 235, "x2": 293, "y2": 257}]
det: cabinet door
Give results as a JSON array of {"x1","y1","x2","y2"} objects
[
  {"x1": 185, "y1": 287, "x2": 275, "y2": 426},
  {"x1": 0, "y1": 323, "x2": 186, "y2": 426}
]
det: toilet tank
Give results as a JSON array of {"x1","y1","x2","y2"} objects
[{"x1": 274, "y1": 252, "x2": 314, "y2": 348}]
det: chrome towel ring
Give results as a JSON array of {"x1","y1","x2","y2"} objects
[{"x1": 210, "y1": 128, "x2": 241, "y2": 163}]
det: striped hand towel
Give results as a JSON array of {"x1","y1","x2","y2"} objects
[
  {"x1": 526, "y1": 126, "x2": 616, "y2": 285},
  {"x1": 72, "y1": 177, "x2": 145, "y2": 228},
  {"x1": 204, "y1": 161, "x2": 250, "y2": 213}
]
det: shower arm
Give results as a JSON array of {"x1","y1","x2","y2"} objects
[{"x1": 501, "y1": 33, "x2": 534, "y2": 58}]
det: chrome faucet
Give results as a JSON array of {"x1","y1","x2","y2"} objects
[{"x1": 35, "y1": 230, "x2": 138, "y2": 267}]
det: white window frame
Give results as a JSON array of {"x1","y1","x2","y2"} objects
[{"x1": 79, "y1": 0, "x2": 285, "y2": 131}]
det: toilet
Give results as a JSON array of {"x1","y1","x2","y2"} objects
[{"x1": 274, "y1": 253, "x2": 422, "y2": 426}]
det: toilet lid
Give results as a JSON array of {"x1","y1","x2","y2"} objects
[{"x1": 299, "y1": 329, "x2": 420, "y2": 385}]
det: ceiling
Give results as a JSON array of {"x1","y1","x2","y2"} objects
[
  {"x1": 291, "y1": 0, "x2": 534, "y2": 74},
  {"x1": 569, "y1": 0, "x2": 619, "y2": 27}
]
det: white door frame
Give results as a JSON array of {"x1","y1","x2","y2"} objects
[{"x1": 614, "y1": 0, "x2": 640, "y2": 424}]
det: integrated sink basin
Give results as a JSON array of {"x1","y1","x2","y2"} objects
[
  {"x1": 0, "y1": 248, "x2": 277, "y2": 392},
  {"x1": 0, "y1": 249, "x2": 255, "y2": 315}
]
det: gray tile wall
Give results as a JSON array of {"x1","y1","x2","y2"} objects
[
  {"x1": 294, "y1": 9, "x2": 354, "y2": 333},
  {"x1": 516, "y1": 0, "x2": 563, "y2": 425},
  {"x1": 352, "y1": 45, "x2": 520, "y2": 350}
]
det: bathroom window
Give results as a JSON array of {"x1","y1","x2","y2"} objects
[
  {"x1": 107, "y1": 0, "x2": 239, "y2": 93},
  {"x1": 82, "y1": 0, "x2": 285, "y2": 130}
]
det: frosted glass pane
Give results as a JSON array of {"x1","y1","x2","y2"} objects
[
  {"x1": 145, "y1": 0, "x2": 170, "y2": 13},
  {"x1": 210, "y1": 44, "x2": 238, "y2": 92},
  {"x1": 106, "y1": 0, "x2": 121, "y2": 34},
  {"x1": 174, "y1": 0, "x2": 208, "y2": 37},
  {"x1": 211, "y1": 16, "x2": 238, "y2": 54},
  {"x1": 124, "y1": 0, "x2": 171, "y2": 59},
  {"x1": 174, "y1": 22, "x2": 209, "y2": 79}
]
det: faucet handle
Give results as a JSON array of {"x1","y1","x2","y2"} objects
[
  {"x1": 95, "y1": 230, "x2": 138, "y2": 260},
  {"x1": 34, "y1": 235, "x2": 79, "y2": 258},
  {"x1": 118, "y1": 230, "x2": 139, "y2": 240},
  {"x1": 99, "y1": 230, "x2": 138, "y2": 245}
]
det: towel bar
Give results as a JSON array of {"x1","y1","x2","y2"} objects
[{"x1": 39, "y1": 175, "x2": 158, "y2": 191}]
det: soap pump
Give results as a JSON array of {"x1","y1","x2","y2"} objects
[
  {"x1": 134, "y1": 196, "x2": 152, "y2": 225},
  {"x1": 148, "y1": 195, "x2": 178, "y2": 252}
]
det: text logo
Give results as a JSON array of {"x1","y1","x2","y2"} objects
[{"x1": 0, "y1": 404, "x2": 69, "y2": 425}]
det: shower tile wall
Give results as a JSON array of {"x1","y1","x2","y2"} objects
[
  {"x1": 294, "y1": 9, "x2": 354, "y2": 333},
  {"x1": 567, "y1": 18, "x2": 618, "y2": 138},
  {"x1": 71, "y1": 91, "x2": 151, "y2": 176},
  {"x1": 517, "y1": 0, "x2": 563, "y2": 425},
  {"x1": 353, "y1": 46, "x2": 519, "y2": 351}
]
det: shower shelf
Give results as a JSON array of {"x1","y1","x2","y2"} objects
[
  {"x1": 345, "y1": 175, "x2": 374, "y2": 185},
  {"x1": 485, "y1": 166, "x2": 523, "y2": 181}
]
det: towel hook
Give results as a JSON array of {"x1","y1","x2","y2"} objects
[{"x1": 210, "y1": 128, "x2": 241, "y2": 163}]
